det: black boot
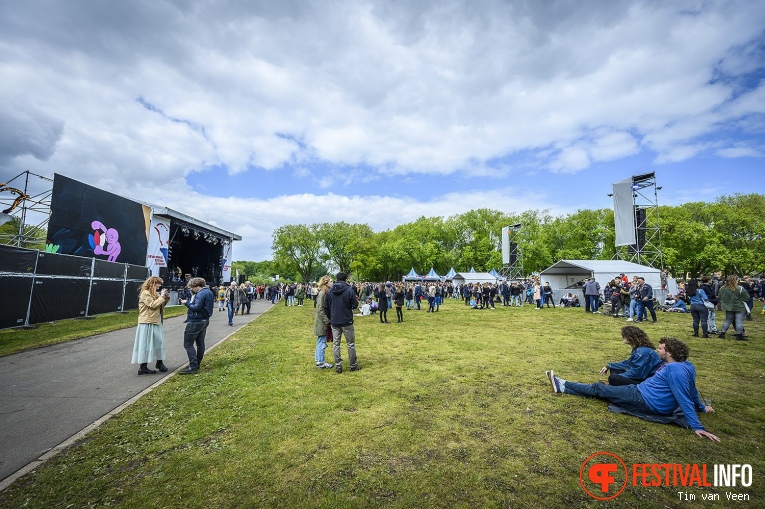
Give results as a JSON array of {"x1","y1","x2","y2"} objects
[
  {"x1": 156, "y1": 360, "x2": 168, "y2": 372},
  {"x1": 138, "y1": 363, "x2": 157, "y2": 375},
  {"x1": 717, "y1": 332, "x2": 726, "y2": 339}
]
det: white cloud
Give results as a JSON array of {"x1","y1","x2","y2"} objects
[{"x1": 1, "y1": 0, "x2": 764, "y2": 260}]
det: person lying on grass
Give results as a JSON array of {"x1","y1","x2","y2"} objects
[
  {"x1": 599, "y1": 326, "x2": 664, "y2": 386},
  {"x1": 546, "y1": 337, "x2": 720, "y2": 442}
]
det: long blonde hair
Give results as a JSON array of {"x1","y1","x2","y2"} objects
[
  {"x1": 140, "y1": 276, "x2": 163, "y2": 297},
  {"x1": 318, "y1": 275, "x2": 332, "y2": 292},
  {"x1": 725, "y1": 275, "x2": 740, "y2": 291}
]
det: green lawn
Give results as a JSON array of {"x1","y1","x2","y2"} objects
[{"x1": 1, "y1": 300, "x2": 763, "y2": 508}]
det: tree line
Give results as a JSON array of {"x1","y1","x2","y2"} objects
[{"x1": 240, "y1": 193, "x2": 764, "y2": 283}]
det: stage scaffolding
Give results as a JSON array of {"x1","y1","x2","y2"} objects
[
  {"x1": 614, "y1": 172, "x2": 664, "y2": 269},
  {"x1": 0, "y1": 171, "x2": 53, "y2": 249},
  {"x1": 498, "y1": 224, "x2": 524, "y2": 281}
]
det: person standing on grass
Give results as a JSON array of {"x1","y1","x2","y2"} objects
[
  {"x1": 584, "y1": 277, "x2": 600, "y2": 313},
  {"x1": 132, "y1": 276, "x2": 170, "y2": 375},
  {"x1": 546, "y1": 337, "x2": 720, "y2": 442},
  {"x1": 427, "y1": 283, "x2": 437, "y2": 312},
  {"x1": 598, "y1": 326, "x2": 663, "y2": 386},
  {"x1": 543, "y1": 282, "x2": 555, "y2": 308},
  {"x1": 718, "y1": 275, "x2": 749, "y2": 340},
  {"x1": 313, "y1": 275, "x2": 334, "y2": 369},
  {"x1": 634, "y1": 276, "x2": 657, "y2": 324},
  {"x1": 324, "y1": 272, "x2": 361, "y2": 374},
  {"x1": 377, "y1": 283, "x2": 389, "y2": 323},
  {"x1": 700, "y1": 276, "x2": 719, "y2": 334},
  {"x1": 394, "y1": 283, "x2": 405, "y2": 322},
  {"x1": 179, "y1": 277, "x2": 214, "y2": 375},
  {"x1": 533, "y1": 281, "x2": 543, "y2": 309},
  {"x1": 686, "y1": 278, "x2": 712, "y2": 338}
]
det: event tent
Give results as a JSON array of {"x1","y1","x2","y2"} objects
[
  {"x1": 451, "y1": 272, "x2": 499, "y2": 286},
  {"x1": 444, "y1": 267, "x2": 457, "y2": 280},
  {"x1": 539, "y1": 260, "x2": 662, "y2": 296},
  {"x1": 403, "y1": 268, "x2": 421, "y2": 281},
  {"x1": 423, "y1": 267, "x2": 442, "y2": 281}
]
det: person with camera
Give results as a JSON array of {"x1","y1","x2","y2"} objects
[{"x1": 131, "y1": 276, "x2": 170, "y2": 375}]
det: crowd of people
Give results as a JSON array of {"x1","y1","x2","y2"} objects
[{"x1": 130, "y1": 269, "x2": 762, "y2": 440}]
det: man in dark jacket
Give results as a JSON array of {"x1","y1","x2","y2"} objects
[
  {"x1": 324, "y1": 272, "x2": 360, "y2": 374},
  {"x1": 179, "y1": 277, "x2": 214, "y2": 375}
]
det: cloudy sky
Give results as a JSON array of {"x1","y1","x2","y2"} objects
[{"x1": 1, "y1": 0, "x2": 763, "y2": 261}]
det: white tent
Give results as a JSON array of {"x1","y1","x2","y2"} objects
[
  {"x1": 451, "y1": 272, "x2": 499, "y2": 285},
  {"x1": 540, "y1": 260, "x2": 663, "y2": 300}
]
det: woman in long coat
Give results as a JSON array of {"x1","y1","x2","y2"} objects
[
  {"x1": 132, "y1": 276, "x2": 170, "y2": 374},
  {"x1": 313, "y1": 275, "x2": 334, "y2": 368}
]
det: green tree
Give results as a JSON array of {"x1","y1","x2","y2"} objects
[
  {"x1": 271, "y1": 224, "x2": 322, "y2": 282},
  {"x1": 0, "y1": 216, "x2": 47, "y2": 251},
  {"x1": 318, "y1": 222, "x2": 374, "y2": 276}
]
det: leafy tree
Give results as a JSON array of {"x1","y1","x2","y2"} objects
[
  {"x1": 0, "y1": 216, "x2": 47, "y2": 251},
  {"x1": 318, "y1": 222, "x2": 374, "y2": 275},
  {"x1": 271, "y1": 224, "x2": 322, "y2": 282}
]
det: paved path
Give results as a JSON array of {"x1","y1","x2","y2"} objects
[{"x1": 0, "y1": 298, "x2": 273, "y2": 488}]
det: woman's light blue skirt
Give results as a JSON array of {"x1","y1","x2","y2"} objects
[{"x1": 131, "y1": 323, "x2": 166, "y2": 364}]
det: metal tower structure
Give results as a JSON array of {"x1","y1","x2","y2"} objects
[
  {"x1": 0, "y1": 171, "x2": 53, "y2": 249},
  {"x1": 615, "y1": 172, "x2": 664, "y2": 269},
  {"x1": 498, "y1": 223, "x2": 524, "y2": 280}
]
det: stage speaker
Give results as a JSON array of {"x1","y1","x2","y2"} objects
[{"x1": 509, "y1": 242, "x2": 517, "y2": 265}]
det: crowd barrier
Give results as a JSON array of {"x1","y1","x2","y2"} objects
[{"x1": 0, "y1": 244, "x2": 149, "y2": 329}]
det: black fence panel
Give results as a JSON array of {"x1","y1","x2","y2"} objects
[
  {"x1": 0, "y1": 276, "x2": 34, "y2": 328},
  {"x1": 124, "y1": 281, "x2": 143, "y2": 311},
  {"x1": 29, "y1": 279, "x2": 90, "y2": 323},
  {"x1": 126, "y1": 264, "x2": 150, "y2": 281},
  {"x1": 89, "y1": 280, "x2": 127, "y2": 314},
  {"x1": 0, "y1": 245, "x2": 150, "y2": 328},
  {"x1": 93, "y1": 259, "x2": 127, "y2": 279},
  {"x1": 0, "y1": 245, "x2": 36, "y2": 273},
  {"x1": 36, "y1": 252, "x2": 91, "y2": 277}
]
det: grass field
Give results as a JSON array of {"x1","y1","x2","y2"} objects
[{"x1": 0, "y1": 299, "x2": 763, "y2": 508}]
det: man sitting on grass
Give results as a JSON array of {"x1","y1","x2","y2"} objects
[{"x1": 546, "y1": 337, "x2": 720, "y2": 442}]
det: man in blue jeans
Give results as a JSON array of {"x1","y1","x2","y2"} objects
[
  {"x1": 179, "y1": 277, "x2": 214, "y2": 375},
  {"x1": 545, "y1": 337, "x2": 719, "y2": 442},
  {"x1": 634, "y1": 276, "x2": 657, "y2": 323}
]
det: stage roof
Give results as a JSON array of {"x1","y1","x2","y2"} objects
[{"x1": 146, "y1": 204, "x2": 242, "y2": 240}]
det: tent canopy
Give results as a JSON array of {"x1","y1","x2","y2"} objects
[
  {"x1": 403, "y1": 267, "x2": 420, "y2": 279},
  {"x1": 423, "y1": 267, "x2": 441, "y2": 281},
  {"x1": 451, "y1": 272, "x2": 498, "y2": 285},
  {"x1": 539, "y1": 259, "x2": 661, "y2": 293}
]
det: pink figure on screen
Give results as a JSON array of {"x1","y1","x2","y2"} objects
[{"x1": 91, "y1": 220, "x2": 122, "y2": 262}]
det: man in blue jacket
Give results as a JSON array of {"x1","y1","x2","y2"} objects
[
  {"x1": 324, "y1": 272, "x2": 360, "y2": 374},
  {"x1": 179, "y1": 277, "x2": 214, "y2": 375},
  {"x1": 546, "y1": 337, "x2": 720, "y2": 442}
]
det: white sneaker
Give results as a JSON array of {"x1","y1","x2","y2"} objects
[{"x1": 626, "y1": 318, "x2": 633, "y2": 321}]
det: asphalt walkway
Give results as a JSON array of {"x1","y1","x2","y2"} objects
[{"x1": 0, "y1": 298, "x2": 273, "y2": 489}]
